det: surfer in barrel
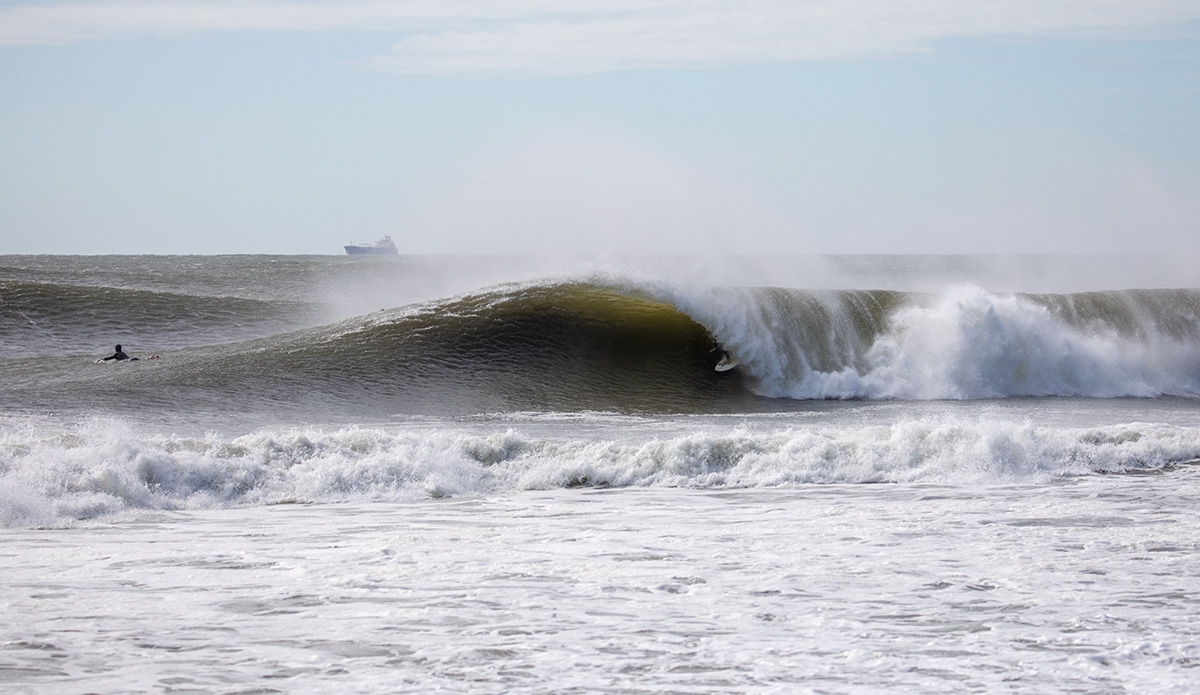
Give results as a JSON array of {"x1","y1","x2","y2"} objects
[{"x1": 710, "y1": 339, "x2": 736, "y2": 372}]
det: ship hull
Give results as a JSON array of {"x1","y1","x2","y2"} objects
[{"x1": 344, "y1": 245, "x2": 397, "y2": 255}]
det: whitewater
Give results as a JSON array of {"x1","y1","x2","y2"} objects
[{"x1": 2, "y1": 254, "x2": 1200, "y2": 693}]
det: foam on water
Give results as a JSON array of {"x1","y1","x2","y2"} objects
[
  {"x1": 4, "y1": 479, "x2": 1200, "y2": 694},
  {"x1": 5, "y1": 415, "x2": 1200, "y2": 527}
]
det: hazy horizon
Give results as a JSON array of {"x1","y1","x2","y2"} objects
[{"x1": 3, "y1": 1, "x2": 1199, "y2": 256}]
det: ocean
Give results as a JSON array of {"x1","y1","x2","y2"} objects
[{"x1": 2, "y1": 253, "x2": 1200, "y2": 694}]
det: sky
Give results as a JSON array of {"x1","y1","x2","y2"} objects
[{"x1": 2, "y1": 1, "x2": 1199, "y2": 255}]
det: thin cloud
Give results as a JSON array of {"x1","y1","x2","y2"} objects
[{"x1": 2, "y1": 1, "x2": 1198, "y2": 74}]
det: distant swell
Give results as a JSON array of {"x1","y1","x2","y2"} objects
[{"x1": 0, "y1": 279, "x2": 314, "y2": 354}]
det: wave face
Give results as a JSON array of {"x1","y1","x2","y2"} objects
[
  {"x1": 4, "y1": 417, "x2": 1199, "y2": 526},
  {"x1": 147, "y1": 282, "x2": 746, "y2": 416}
]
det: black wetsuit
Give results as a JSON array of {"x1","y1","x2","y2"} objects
[{"x1": 102, "y1": 349, "x2": 132, "y2": 362}]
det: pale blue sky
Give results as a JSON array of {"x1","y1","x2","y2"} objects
[{"x1": 2, "y1": 1, "x2": 1199, "y2": 255}]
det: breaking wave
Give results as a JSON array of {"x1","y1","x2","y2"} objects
[
  {"x1": 3, "y1": 417, "x2": 1200, "y2": 526},
  {"x1": 5, "y1": 277, "x2": 1199, "y2": 419},
  {"x1": 680, "y1": 284, "x2": 1200, "y2": 400}
]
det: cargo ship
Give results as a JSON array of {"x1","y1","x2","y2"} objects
[{"x1": 344, "y1": 236, "x2": 398, "y2": 255}]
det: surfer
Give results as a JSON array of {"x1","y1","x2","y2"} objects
[
  {"x1": 96, "y1": 344, "x2": 139, "y2": 363},
  {"x1": 710, "y1": 340, "x2": 735, "y2": 371}
]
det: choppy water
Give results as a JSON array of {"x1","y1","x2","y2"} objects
[{"x1": 2, "y1": 254, "x2": 1199, "y2": 693}]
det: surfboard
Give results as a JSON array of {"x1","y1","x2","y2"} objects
[{"x1": 714, "y1": 358, "x2": 738, "y2": 372}]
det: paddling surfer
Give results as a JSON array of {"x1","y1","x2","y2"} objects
[
  {"x1": 98, "y1": 344, "x2": 135, "y2": 362},
  {"x1": 95, "y1": 344, "x2": 157, "y2": 363}
]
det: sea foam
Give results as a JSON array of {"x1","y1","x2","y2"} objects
[{"x1": 4, "y1": 416, "x2": 1198, "y2": 527}]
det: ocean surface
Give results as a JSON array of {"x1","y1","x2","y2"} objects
[{"x1": 2, "y1": 253, "x2": 1200, "y2": 693}]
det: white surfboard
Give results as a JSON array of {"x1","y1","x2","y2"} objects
[{"x1": 714, "y1": 358, "x2": 738, "y2": 372}]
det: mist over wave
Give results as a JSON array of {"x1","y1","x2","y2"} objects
[{"x1": 4, "y1": 416, "x2": 1199, "y2": 527}]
